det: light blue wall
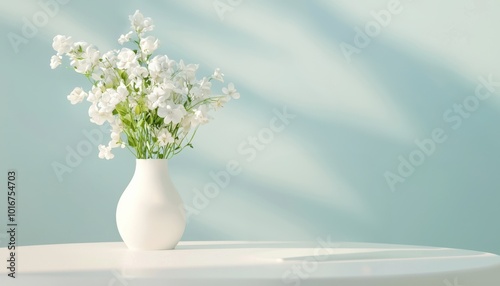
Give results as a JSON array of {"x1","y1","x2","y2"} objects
[{"x1": 1, "y1": 0, "x2": 500, "y2": 254}]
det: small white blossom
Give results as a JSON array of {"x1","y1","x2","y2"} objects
[
  {"x1": 103, "y1": 86, "x2": 126, "y2": 110},
  {"x1": 118, "y1": 31, "x2": 134, "y2": 45},
  {"x1": 189, "y1": 78, "x2": 211, "y2": 100},
  {"x1": 147, "y1": 84, "x2": 173, "y2": 109},
  {"x1": 178, "y1": 60, "x2": 199, "y2": 82},
  {"x1": 128, "y1": 97, "x2": 138, "y2": 109},
  {"x1": 213, "y1": 96, "x2": 229, "y2": 110},
  {"x1": 111, "y1": 118, "x2": 124, "y2": 133},
  {"x1": 109, "y1": 131, "x2": 125, "y2": 148},
  {"x1": 157, "y1": 128, "x2": 174, "y2": 146},
  {"x1": 222, "y1": 83, "x2": 240, "y2": 99},
  {"x1": 52, "y1": 35, "x2": 73, "y2": 55},
  {"x1": 199, "y1": 77, "x2": 212, "y2": 97},
  {"x1": 116, "y1": 48, "x2": 138, "y2": 70},
  {"x1": 130, "y1": 10, "x2": 154, "y2": 34},
  {"x1": 116, "y1": 83, "x2": 129, "y2": 102},
  {"x1": 98, "y1": 144, "x2": 114, "y2": 160},
  {"x1": 67, "y1": 87, "x2": 87, "y2": 104},
  {"x1": 98, "y1": 89, "x2": 116, "y2": 113},
  {"x1": 212, "y1": 68, "x2": 224, "y2": 82},
  {"x1": 101, "y1": 50, "x2": 118, "y2": 68},
  {"x1": 128, "y1": 66, "x2": 148, "y2": 86},
  {"x1": 69, "y1": 43, "x2": 100, "y2": 74},
  {"x1": 87, "y1": 85, "x2": 103, "y2": 103},
  {"x1": 148, "y1": 55, "x2": 170, "y2": 82},
  {"x1": 190, "y1": 106, "x2": 211, "y2": 127},
  {"x1": 140, "y1": 36, "x2": 159, "y2": 55},
  {"x1": 88, "y1": 103, "x2": 113, "y2": 125},
  {"x1": 158, "y1": 104, "x2": 187, "y2": 125},
  {"x1": 50, "y1": 55, "x2": 62, "y2": 69}
]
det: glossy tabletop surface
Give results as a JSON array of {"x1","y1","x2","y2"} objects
[{"x1": 1, "y1": 241, "x2": 499, "y2": 285}]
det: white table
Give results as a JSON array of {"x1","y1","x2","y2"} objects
[{"x1": 1, "y1": 241, "x2": 499, "y2": 285}]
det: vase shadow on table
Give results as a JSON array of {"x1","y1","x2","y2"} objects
[
  {"x1": 175, "y1": 241, "x2": 324, "y2": 250},
  {"x1": 281, "y1": 248, "x2": 486, "y2": 262}
]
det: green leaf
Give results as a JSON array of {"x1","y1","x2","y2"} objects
[
  {"x1": 146, "y1": 114, "x2": 153, "y2": 125},
  {"x1": 121, "y1": 115, "x2": 131, "y2": 126},
  {"x1": 115, "y1": 102, "x2": 128, "y2": 116},
  {"x1": 155, "y1": 116, "x2": 163, "y2": 125},
  {"x1": 121, "y1": 114, "x2": 136, "y2": 131},
  {"x1": 116, "y1": 69, "x2": 128, "y2": 81},
  {"x1": 128, "y1": 136, "x2": 137, "y2": 148}
]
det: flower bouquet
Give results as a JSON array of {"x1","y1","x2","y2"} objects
[
  {"x1": 50, "y1": 10, "x2": 240, "y2": 250},
  {"x1": 50, "y1": 10, "x2": 239, "y2": 160}
]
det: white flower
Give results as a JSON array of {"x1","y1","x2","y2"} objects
[
  {"x1": 212, "y1": 68, "x2": 224, "y2": 82},
  {"x1": 116, "y1": 48, "x2": 138, "y2": 70},
  {"x1": 172, "y1": 80, "x2": 189, "y2": 104},
  {"x1": 140, "y1": 36, "x2": 159, "y2": 55},
  {"x1": 50, "y1": 55, "x2": 62, "y2": 69},
  {"x1": 213, "y1": 96, "x2": 229, "y2": 110},
  {"x1": 116, "y1": 83, "x2": 129, "y2": 102},
  {"x1": 148, "y1": 55, "x2": 169, "y2": 82},
  {"x1": 118, "y1": 31, "x2": 133, "y2": 45},
  {"x1": 109, "y1": 131, "x2": 125, "y2": 148},
  {"x1": 87, "y1": 85, "x2": 103, "y2": 103},
  {"x1": 88, "y1": 103, "x2": 113, "y2": 125},
  {"x1": 157, "y1": 104, "x2": 187, "y2": 125},
  {"x1": 199, "y1": 77, "x2": 212, "y2": 96},
  {"x1": 189, "y1": 78, "x2": 211, "y2": 100},
  {"x1": 222, "y1": 83, "x2": 240, "y2": 99},
  {"x1": 103, "y1": 85, "x2": 127, "y2": 109},
  {"x1": 190, "y1": 106, "x2": 211, "y2": 127},
  {"x1": 67, "y1": 87, "x2": 87, "y2": 104},
  {"x1": 148, "y1": 55, "x2": 176, "y2": 82},
  {"x1": 101, "y1": 50, "x2": 118, "y2": 68},
  {"x1": 98, "y1": 144, "x2": 114, "y2": 160},
  {"x1": 100, "y1": 68, "x2": 119, "y2": 87},
  {"x1": 97, "y1": 90, "x2": 114, "y2": 113},
  {"x1": 147, "y1": 84, "x2": 173, "y2": 109},
  {"x1": 178, "y1": 60, "x2": 198, "y2": 82},
  {"x1": 180, "y1": 116, "x2": 192, "y2": 134},
  {"x1": 130, "y1": 10, "x2": 154, "y2": 34},
  {"x1": 128, "y1": 97, "x2": 138, "y2": 109},
  {"x1": 110, "y1": 118, "x2": 124, "y2": 133},
  {"x1": 157, "y1": 128, "x2": 174, "y2": 146},
  {"x1": 69, "y1": 43, "x2": 100, "y2": 74},
  {"x1": 52, "y1": 35, "x2": 73, "y2": 55},
  {"x1": 189, "y1": 86, "x2": 202, "y2": 100},
  {"x1": 128, "y1": 66, "x2": 148, "y2": 86}
]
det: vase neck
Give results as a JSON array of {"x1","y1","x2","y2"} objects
[{"x1": 134, "y1": 159, "x2": 169, "y2": 179}]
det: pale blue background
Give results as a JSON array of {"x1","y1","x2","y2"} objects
[{"x1": 1, "y1": 0, "x2": 500, "y2": 254}]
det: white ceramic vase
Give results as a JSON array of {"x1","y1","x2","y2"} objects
[{"x1": 116, "y1": 159, "x2": 185, "y2": 250}]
